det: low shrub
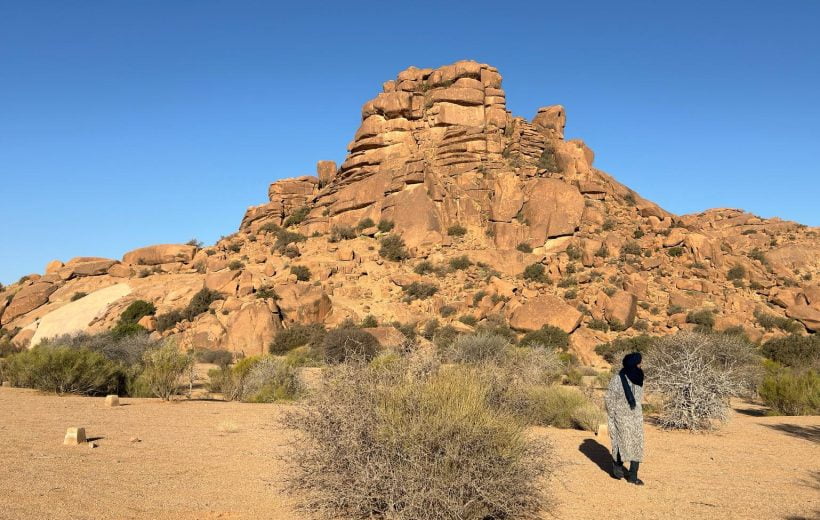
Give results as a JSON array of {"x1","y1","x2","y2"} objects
[
  {"x1": 458, "y1": 315, "x2": 478, "y2": 326},
  {"x1": 155, "y1": 310, "x2": 185, "y2": 332},
  {"x1": 273, "y1": 230, "x2": 307, "y2": 252},
  {"x1": 667, "y1": 246, "x2": 684, "y2": 257},
  {"x1": 621, "y1": 241, "x2": 642, "y2": 256},
  {"x1": 758, "y1": 362, "x2": 820, "y2": 415},
  {"x1": 377, "y1": 219, "x2": 394, "y2": 233},
  {"x1": 283, "y1": 361, "x2": 549, "y2": 519},
  {"x1": 520, "y1": 325, "x2": 569, "y2": 350},
  {"x1": 413, "y1": 261, "x2": 434, "y2": 275},
  {"x1": 139, "y1": 342, "x2": 194, "y2": 400},
  {"x1": 448, "y1": 255, "x2": 472, "y2": 270},
  {"x1": 587, "y1": 319, "x2": 610, "y2": 332},
  {"x1": 379, "y1": 234, "x2": 409, "y2": 261},
  {"x1": 270, "y1": 323, "x2": 326, "y2": 355},
  {"x1": 686, "y1": 309, "x2": 715, "y2": 330},
  {"x1": 754, "y1": 309, "x2": 803, "y2": 333},
  {"x1": 329, "y1": 225, "x2": 356, "y2": 242},
  {"x1": 290, "y1": 265, "x2": 311, "y2": 281},
  {"x1": 403, "y1": 281, "x2": 438, "y2": 301},
  {"x1": 761, "y1": 334, "x2": 820, "y2": 368},
  {"x1": 195, "y1": 348, "x2": 233, "y2": 368},
  {"x1": 356, "y1": 217, "x2": 375, "y2": 230},
  {"x1": 228, "y1": 356, "x2": 302, "y2": 402},
  {"x1": 120, "y1": 300, "x2": 156, "y2": 324},
  {"x1": 521, "y1": 385, "x2": 602, "y2": 430},
  {"x1": 360, "y1": 315, "x2": 378, "y2": 328},
  {"x1": 523, "y1": 263, "x2": 549, "y2": 283},
  {"x1": 70, "y1": 291, "x2": 87, "y2": 302},
  {"x1": 447, "y1": 224, "x2": 467, "y2": 237},
  {"x1": 727, "y1": 264, "x2": 746, "y2": 280},
  {"x1": 439, "y1": 304, "x2": 456, "y2": 317},
  {"x1": 565, "y1": 244, "x2": 582, "y2": 260},
  {"x1": 516, "y1": 242, "x2": 533, "y2": 253},
  {"x1": 110, "y1": 322, "x2": 147, "y2": 340},
  {"x1": 5, "y1": 346, "x2": 124, "y2": 395},
  {"x1": 322, "y1": 327, "x2": 379, "y2": 364},
  {"x1": 441, "y1": 333, "x2": 509, "y2": 363},
  {"x1": 283, "y1": 206, "x2": 310, "y2": 227}
]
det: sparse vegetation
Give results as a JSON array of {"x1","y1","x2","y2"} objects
[
  {"x1": 270, "y1": 323, "x2": 326, "y2": 354},
  {"x1": 322, "y1": 327, "x2": 379, "y2": 364},
  {"x1": 290, "y1": 265, "x2": 311, "y2": 281},
  {"x1": 516, "y1": 242, "x2": 533, "y2": 253},
  {"x1": 754, "y1": 309, "x2": 803, "y2": 333},
  {"x1": 667, "y1": 246, "x2": 684, "y2": 257},
  {"x1": 379, "y1": 234, "x2": 409, "y2": 261},
  {"x1": 139, "y1": 341, "x2": 194, "y2": 400},
  {"x1": 523, "y1": 263, "x2": 549, "y2": 283},
  {"x1": 377, "y1": 219, "x2": 394, "y2": 233},
  {"x1": 283, "y1": 206, "x2": 310, "y2": 227},
  {"x1": 520, "y1": 325, "x2": 569, "y2": 350},
  {"x1": 403, "y1": 281, "x2": 438, "y2": 301},
  {"x1": 329, "y1": 225, "x2": 356, "y2": 242},
  {"x1": 449, "y1": 255, "x2": 472, "y2": 270},
  {"x1": 727, "y1": 264, "x2": 746, "y2": 281},
  {"x1": 228, "y1": 260, "x2": 244, "y2": 270},
  {"x1": 686, "y1": 309, "x2": 715, "y2": 331},
  {"x1": 447, "y1": 224, "x2": 467, "y2": 237},
  {"x1": 70, "y1": 291, "x2": 87, "y2": 301},
  {"x1": 758, "y1": 362, "x2": 820, "y2": 416}
]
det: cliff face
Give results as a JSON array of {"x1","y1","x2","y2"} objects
[{"x1": 2, "y1": 61, "x2": 818, "y2": 363}]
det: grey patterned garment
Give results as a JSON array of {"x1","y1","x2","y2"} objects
[{"x1": 604, "y1": 374, "x2": 644, "y2": 462}]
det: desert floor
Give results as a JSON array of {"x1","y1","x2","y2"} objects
[{"x1": 0, "y1": 387, "x2": 817, "y2": 520}]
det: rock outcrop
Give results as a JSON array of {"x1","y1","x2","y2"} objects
[{"x1": 2, "y1": 60, "x2": 817, "y2": 363}]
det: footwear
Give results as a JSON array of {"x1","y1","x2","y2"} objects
[
  {"x1": 626, "y1": 461, "x2": 644, "y2": 485},
  {"x1": 612, "y1": 461, "x2": 625, "y2": 479}
]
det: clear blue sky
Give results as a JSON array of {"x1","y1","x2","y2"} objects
[{"x1": 1, "y1": 1, "x2": 818, "y2": 285}]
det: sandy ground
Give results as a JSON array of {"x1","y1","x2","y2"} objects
[{"x1": 0, "y1": 387, "x2": 817, "y2": 520}]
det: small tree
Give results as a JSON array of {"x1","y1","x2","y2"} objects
[
  {"x1": 645, "y1": 332, "x2": 758, "y2": 430},
  {"x1": 141, "y1": 342, "x2": 194, "y2": 400}
]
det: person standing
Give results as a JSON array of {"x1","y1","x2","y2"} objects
[{"x1": 604, "y1": 352, "x2": 645, "y2": 485}]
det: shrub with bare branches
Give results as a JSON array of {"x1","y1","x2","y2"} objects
[
  {"x1": 283, "y1": 359, "x2": 551, "y2": 520},
  {"x1": 645, "y1": 332, "x2": 759, "y2": 430}
]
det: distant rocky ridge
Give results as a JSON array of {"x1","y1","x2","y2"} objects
[{"x1": 2, "y1": 60, "x2": 818, "y2": 364}]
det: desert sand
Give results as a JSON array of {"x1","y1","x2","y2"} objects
[{"x1": 0, "y1": 387, "x2": 817, "y2": 520}]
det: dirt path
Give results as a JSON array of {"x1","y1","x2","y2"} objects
[{"x1": 0, "y1": 388, "x2": 817, "y2": 519}]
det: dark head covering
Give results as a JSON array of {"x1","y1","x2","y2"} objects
[{"x1": 619, "y1": 352, "x2": 644, "y2": 409}]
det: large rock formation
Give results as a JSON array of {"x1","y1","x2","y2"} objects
[{"x1": 2, "y1": 60, "x2": 818, "y2": 364}]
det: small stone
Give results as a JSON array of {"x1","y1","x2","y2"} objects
[
  {"x1": 64, "y1": 427, "x2": 87, "y2": 446},
  {"x1": 105, "y1": 395, "x2": 120, "y2": 407},
  {"x1": 1, "y1": 381, "x2": 11, "y2": 388},
  {"x1": 88, "y1": 442, "x2": 97, "y2": 449},
  {"x1": 129, "y1": 437, "x2": 141, "y2": 443}
]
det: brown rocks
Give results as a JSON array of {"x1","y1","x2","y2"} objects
[
  {"x1": 2, "y1": 282, "x2": 57, "y2": 323},
  {"x1": 224, "y1": 301, "x2": 281, "y2": 356},
  {"x1": 521, "y1": 179, "x2": 585, "y2": 242},
  {"x1": 509, "y1": 295, "x2": 582, "y2": 333},
  {"x1": 123, "y1": 245, "x2": 197, "y2": 266},
  {"x1": 275, "y1": 283, "x2": 332, "y2": 324},
  {"x1": 604, "y1": 291, "x2": 638, "y2": 328},
  {"x1": 532, "y1": 105, "x2": 565, "y2": 139},
  {"x1": 64, "y1": 427, "x2": 87, "y2": 445},
  {"x1": 317, "y1": 160, "x2": 337, "y2": 186},
  {"x1": 785, "y1": 305, "x2": 819, "y2": 332}
]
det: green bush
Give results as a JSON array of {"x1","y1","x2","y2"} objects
[
  {"x1": 686, "y1": 309, "x2": 715, "y2": 330},
  {"x1": 228, "y1": 260, "x2": 244, "y2": 270},
  {"x1": 329, "y1": 225, "x2": 356, "y2": 242},
  {"x1": 110, "y1": 322, "x2": 147, "y2": 340},
  {"x1": 595, "y1": 244, "x2": 609, "y2": 258},
  {"x1": 70, "y1": 291, "x2": 87, "y2": 302},
  {"x1": 668, "y1": 304, "x2": 685, "y2": 315},
  {"x1": 537, "y1": 146, "x2": 560, "y2": 172},
  {"x1": 377, "y1": 219, "x2": 394, "y2": 233},
  {"x1": 523, "y1": 263, "x2": 549, "y2": 283},
  {"x1": 283, "y1": 206, "x2": 310, "y2": 227},
  {"x1": 155, "y1": 310, "x2": 185, "y2": 332},
  {"x1": 184, "y1": 288, "x2": 222, "y2": 320},
  {"x1": 5, "y1": 347, "x2": 123, "y2": 395},
  {"x1": 754, "y1": 309, "x2": 803, "y2": 333},
  {"x1": 273, "y1": 230, "x2": 307, "y2": 251},
  {"x1": 439, "y1": 305, "x2": 456, "y2": 317},
  {"x1": 667, "y1": 246, "x2": 684, "y2": 257},
  {"x1": 379, "y1": 234, "x2": 409, "y2": 261},
  {"x1": 448, "y1": 255, "x2": 472, "y2": 270},
  {"x1": 139, "y1": 342, "x2": 194, "y2": 400},
  {"x1": 403, "y1": 281, "x2": 438, "y2": 301},
  {"x1": 557, "y1": 276, "x2": 577, "y2": 288},
  {"x1": 727, "y1": 264, "x2": 746, "y2": 280},
  {"x1": 587, "y1": 318, "x2": 610, "y2": 332},
  {"x1": 360, "y1": 315, "x2": 378, "y2": 328},
  {"x1": 442, "y1": 333, "x2": 509, "y2": 363},
  {"x1": 120, "y1": 300, "x2": 156, "y2": 324},
  {"x1": 762, "y1": 335, "x2": 820, "y2": 368},
  {"x1": 594, "y1": 335, "x2": 657, "y2": 364},
  {"x1": 621, "y1": 241, "x2": 642, "y2": 256},
  {"x1": 758, "y1": 362, "x2": 820, "y2": 415},
  {"x1": 521, "y1": 385, "x2": 601, "y2": 430},
  {"x1": 565, "y1": 244, "x2": 582, "y2": 260},
  {"x1": 290, "y1": 265, "x2": 311, "y2": 281},
  {"x1": 322, "y1": 327, "x2": 379, "y2": 364},
  {"x1": 602, "y1": 219, "x2": 616, "y2": 231},
  {"x1": 447, "y1": 224, "x2": 467, "y2": 237},
  {"x1": 270, "y1": 323, "x2": 326, "y2": 354},
  {"x1": 458, "y1": 315, "x2": 478, "y2": 326},
  {"x1": 520, "y1": 325, "x2": 569, "y2": 350},
  {"x1": 516, "y1": 242, "x2": 533, "y2": 253},
  {"x1": 356, "y1": 217, "x2": 375, "y2": 230},
  {"x1": 413, "y1": 261, "x2": 434, "y2": 275},
  {"x1": 195, "y1": 348, "x2": 233, "y2": 368}
]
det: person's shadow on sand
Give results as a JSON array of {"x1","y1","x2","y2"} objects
[{"x1": 579, "y1": 438, "x2": 617, "y2": 478}]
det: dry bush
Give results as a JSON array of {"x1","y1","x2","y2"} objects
[
  {"x1": 241, "y1": 356, "x2": 302, "y2": 402},
  {"x1": 441, "y1": 332, "x2": 511, "y2": 363},
  {"x1": 645, "y1": 332, "x2": 759, "y2": 430},
  {"x1": 283, "y1": 359, "x2": 551, "y2": 520},
  {"x1": 139, "y1": 341, "x2": 194, "y2": 400}
]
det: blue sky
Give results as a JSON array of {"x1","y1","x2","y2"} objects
[{"x1": 1, "y1": 1, "x2": 818, "y2": 285}]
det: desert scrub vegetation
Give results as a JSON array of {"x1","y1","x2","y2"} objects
[
  {"x1": 282, "y1": 356, "x2": 551, "y2": 520},
  {"x1": 376, "y1": 218, "x2": 394, "y2": 233},
  {"x1": 519, "y1": 325, "x2": 569, "y2": 350},
  {"x1": 137, "y1": 342, "x2": 194, "y2": 400},
  {"x1": 516, "y1": 242, "x2": 533, "y2": 253},
  {"x1": 447, "y1": 224, "x2": 467, "y2": 237},
  {"x1": 4, "y1": 346, "x2": 124, "y2": 396},
  {"x1": 194, "y1": 348, "x2": 233, "y2": 368},
  {"x1": 208, "y1": 355, "x2": 302, "y2": 402},
  {"x1": 645, "y1": 332, "x2": 760, "y2": 430},
  {"x1": 322, "y1": 326, "x2": 379, "y2": 364},
  {"x1": 594, "y1": 335, "x2": 657, "y2": 364},
  {"x1": 754, "y1": 309, "x2": 803, "y2": 333},
  {"x1": 402, "y1": 281, "x2": 438, "y2": 301},
  {"x1": 757, "y1": 361, "x2": 820, "y2": 416},
  {"x1": 379, "y1": 234, "x2": 409, "y2": 261},
  {"x1": 270, "y1": 323, "x2": 326, "y2": 354},
  {"x1": 761, "y1": 334, "x2": 820, "y2": 369},
  {"x1": 448, "y1": 255, "x2": 472, "y2": 270},
  {"x1": 283, "y1": 206, "x2": 310, "y2": 227},
  {"x1": 155, "y1": 288, "x2": 223, "y2": 332},
  {"x1": 290, "y1": 265, "x2": 311, "y2": 281},
  {"x1": 328, "y1": 225, "x2": 356, "y2": 242},
  {"x1": 523, "y1": 262, "x2": 549, "y2": 283},
  {"x1": 273, "y1": 229, "x2": 308, "y2": 252}
]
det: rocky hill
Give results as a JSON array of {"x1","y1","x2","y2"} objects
[{"x1": 2, "y1": 60, "x2": 818, "y2": 365}]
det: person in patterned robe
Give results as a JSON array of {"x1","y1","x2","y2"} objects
[{"x1": 604, "y1": 352, "x2": 645, "y2": 485}]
